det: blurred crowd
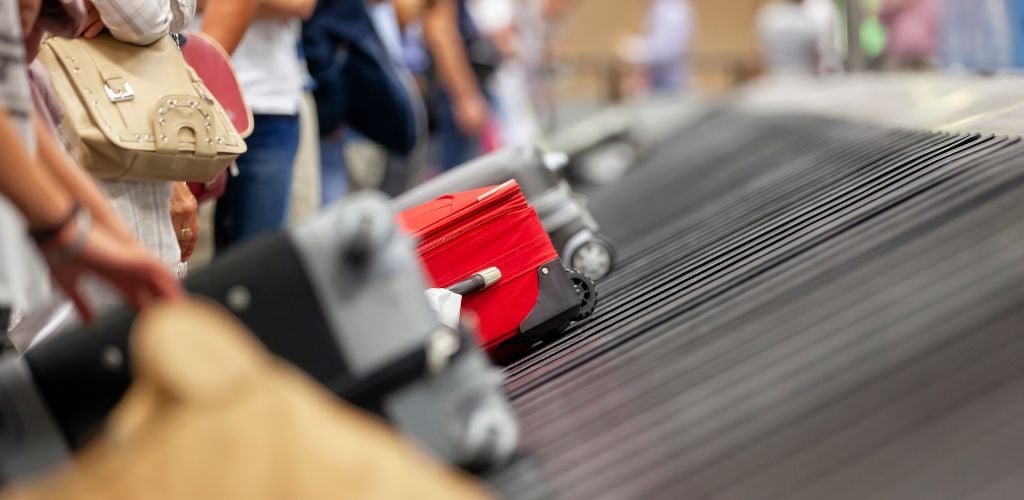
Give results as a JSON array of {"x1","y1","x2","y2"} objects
[{"x1": 756, "y1": 0, "x2": 1024, "y2": 76}]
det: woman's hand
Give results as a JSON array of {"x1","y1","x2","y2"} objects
[
  {"x1": 170, "y1": 182, "x2": 200, "y2": 262},
  {"x1": 42, "y1": 213, "x2": 184, "y2": 323},
  {"x1": 82, "y1": 1, "x2": 106, "y2": 38},
  {"x1": 454, "y1": 93, "x2": 489, "y2": 137}
]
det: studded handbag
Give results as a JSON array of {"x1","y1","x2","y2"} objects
[{"x1": 37, "y1": 33, "x2": 246, "y2": 182}]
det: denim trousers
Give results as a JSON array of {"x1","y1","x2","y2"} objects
[
  {"x1": 320, "y1": 132, "x2": 350, "y2": 206},
  {"x1": 435, "y1": 91, "x2": 480, "y2": 172},
  {"x1": 215, "y1": 114, "x2": 300, "y2": 250}
]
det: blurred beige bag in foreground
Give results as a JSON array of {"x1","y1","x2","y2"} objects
[{"x1": 3, "y1": 300, "x2": 490, "y2": 500}]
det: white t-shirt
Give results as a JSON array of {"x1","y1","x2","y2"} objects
[{"x1": 212, "y1": 18, "x2": 306, "y2": 116}]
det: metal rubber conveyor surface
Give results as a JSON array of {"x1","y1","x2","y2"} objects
[{"x1": 488, "y1": 110, "x2": 1024, "y2": 500}]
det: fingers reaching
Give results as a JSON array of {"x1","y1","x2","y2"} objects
[
  {"x1": 59, "y1": 275, "x2": 95, "y2": 324},
  {"x1": 82, "y1": 6, "x2": 104, "y2": 38},
  {"x1": 148, "y1": 262, "x2": 186, "y2": 302}
]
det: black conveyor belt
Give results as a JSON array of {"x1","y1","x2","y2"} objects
[{"x1": 489, "y1": 111, "x2": 1024, "y2": 499}]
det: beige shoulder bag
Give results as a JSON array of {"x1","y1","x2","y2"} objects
[{"x1": 38, "y1": 34, "x2": 246, "y2": 182}]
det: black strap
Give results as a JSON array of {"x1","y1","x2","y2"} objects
[{"x1": 28, "y1": 202, "x2": 80, "y2": 247}]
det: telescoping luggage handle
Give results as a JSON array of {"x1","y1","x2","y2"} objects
[
  {"x1": 476, "y1": 180, "x2": 517, "y2": 202},
  {"x1": 447, "y1": 267, "x2": 502, "y2": 296}
]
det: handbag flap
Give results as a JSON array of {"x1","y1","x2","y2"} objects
[{"x1": 42, "y1": 34, "x2": 245, "y2": 155}]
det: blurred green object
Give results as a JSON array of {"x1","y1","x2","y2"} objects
[{"x1": 860, "y1": 17, "x2": 886, "y2": 57}]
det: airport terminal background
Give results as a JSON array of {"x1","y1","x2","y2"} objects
[{"x1": 4, "y1": 0, "x2": 1024, "y2": 498}]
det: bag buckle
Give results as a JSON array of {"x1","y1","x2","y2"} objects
[{"x1": 104, "y1": 82, "x2": 135, "y2": 103}]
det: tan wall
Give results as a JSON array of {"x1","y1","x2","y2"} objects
[
  {"x1": 555, "y1": 0, "x2": 773, "y2": 94},
  {"x1": 558, "y1": 0, "x2": 649, "y2": 59}
]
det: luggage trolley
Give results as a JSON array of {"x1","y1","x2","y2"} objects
[{"x1": 395, "y1": 145, "x2": 617, "y2": 281}]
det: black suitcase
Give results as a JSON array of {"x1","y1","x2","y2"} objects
[{"x1": 0, "y1": 192, "x2": 518, "y2": 485}]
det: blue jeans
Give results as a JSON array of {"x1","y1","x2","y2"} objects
[
  {"x1": 435, "y1": 92, "x2": 480, "y2": 171},
  {"x1": 320, "y1": 132, "x2": 349, "y2": 206},
  {"x1": 215, "y1": 114, "x2": 300, "y2": 250}
]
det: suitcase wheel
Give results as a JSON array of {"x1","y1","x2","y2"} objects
[
  {"x1": 568, "y1": 269, "x2": 598, "y2": 321},
  {"x1": 569, "y1": 237, "x2": 615, "y2": 281}
]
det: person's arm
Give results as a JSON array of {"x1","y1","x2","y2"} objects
[
  {"x1": 395, "y1": 0, "x2": 425, "y2": 29},
  {"x1": 170, "y1": 182, "x2": 199, "y2": 261},
  {"x1": 0, "y1": 110, "x2": 183, "y2": 321},
  {"x1": 32, "y1": 112, "x2": 133, "y2": 241},
  {"x1": 422, "y1": 0, "x2": 488, "y2": 136},
  {"x1": 254, "y1": 0, "x2": 316, "y2": 21},
  {"x1": 199, "y1": 0, "x2": 258, "y2": 54},
  {"x1": 0, "y1": 111, "x2": 75, "y2": 230}
]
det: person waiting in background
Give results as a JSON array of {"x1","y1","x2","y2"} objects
[
  {"x1": 803, "y1": 0, "x2": 844, "y2": 74},
  {"x1": 198, "y1": 0, "x2": 258, "y2": 54},
  {"x1": 202, "y1": 0, "x2": 315, "y2": 250},
  {"x1": 76, "y1": 0, "x2": 198, "y2": 281},
  {"x1": 939, "y1": 0, "x2": 1010, "y2": 74},
  {"x1": 756, "y1": 0, "x2": 820, "y2": 75},
  {"x1": 647, "y1": 0, "x2": 695, "y2": 91},
  {"x1": 879, "y1": 0, "x2": 940, "y2": 71},
  {"x1": 614, "y1": 0, "x2": 696, "y2": 95},
  {"x1": 423, "y1": 0, "x2": 492, "y2": 171},
  {"x1": 467, "y1": 0, "x2": 540, "y2": 147}
]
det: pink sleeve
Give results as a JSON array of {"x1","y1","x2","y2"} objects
[{"x1": 28, "y1": 62, "x2": 65, "y2": 140}]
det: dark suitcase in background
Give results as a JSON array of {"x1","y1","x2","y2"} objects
[
  {"x1": 395, "y1": 145, "x2": 617, "y2": 281},
  {"x1": 399, "y1": 181, "x2": 597, "y2": 361},
  {"x1": 546, "y1": 95, "x2": 714, "y2": 188},
  {"x1": 0, "y1": 193, "x2": 518, "y2": 483}
]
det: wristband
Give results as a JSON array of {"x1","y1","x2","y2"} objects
[
  {"x1": 28, "y1": 202, "x2": 82, "y2": 247},
  {"x1": 37, "y1": 208, "x2": 91, "y2": 264}
]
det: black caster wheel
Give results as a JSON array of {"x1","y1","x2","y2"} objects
[
  {"x1": 567, "y1": 269, "x2": 598, "y2": 321},
  {"x1": 569, "y1": 237, "x2": 615, "y2": 282}
]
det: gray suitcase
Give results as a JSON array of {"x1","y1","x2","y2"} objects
[
  {"x1": 0, "y1": 192, "x2": 518, "y2": 485},
  {"x1": 547, "y1": 95, "x2": 713, "y2": 188},
  {"x1": 395, "y1": 145, "x2": 617, "y2": 281}
]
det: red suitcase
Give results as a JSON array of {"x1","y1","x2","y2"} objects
[{"x1": 399, "y1": 181, "x2": 597, "y2": 358}]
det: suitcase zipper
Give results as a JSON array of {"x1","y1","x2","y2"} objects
[
  {"x1": 417, "y1": 204, "x2": 520, "y2": 255},
  {"x1": 412, "y1": 183, "x2": 521, "y2": 241}
]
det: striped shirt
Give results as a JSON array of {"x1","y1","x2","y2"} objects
[
  {"x1": 86, "y1": 0, "x2": 195, "y2": 273},
  {"x1": 90, "y1": 0, "x2": 196, "y2": 45}
]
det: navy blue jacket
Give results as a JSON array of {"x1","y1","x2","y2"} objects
[{"x1": 303, "y1": 0, "x2": 421, "y2": 155}]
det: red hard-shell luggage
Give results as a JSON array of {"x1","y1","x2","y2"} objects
[{"x1": 399, "y1": 181, "x2": 597, "y2": 358}]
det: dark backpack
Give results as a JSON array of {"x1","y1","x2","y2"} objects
[{"x1": 303, "y1": 0, "x2": 424, "y2": 155}]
